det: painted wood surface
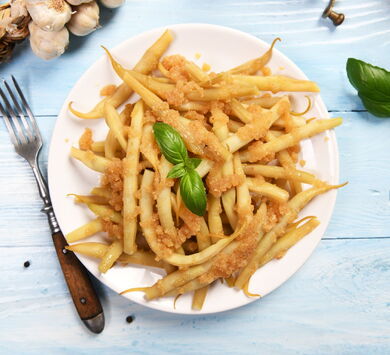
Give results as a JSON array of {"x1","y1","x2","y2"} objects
[
  {"x1": 0, "y1": 0, "x2": 389, "y2": 354},
  {"x1": 0, "y1": 239, "x2": 389, "y2": 354}
]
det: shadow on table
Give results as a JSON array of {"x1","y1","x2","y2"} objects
[
  {"x1": 317, "y1": 16, "x2": 338, "y2": 32},
  {"x1": 0, "y1": 40, "x2": 30, "y2": 70}
]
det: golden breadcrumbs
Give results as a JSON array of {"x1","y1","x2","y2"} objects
[
  {"x1": 100, "y1": 84, "x2": 117, "y2": 97},
  {"x1": 79, "y1": 128, "x2": 93, "y2": 151}
]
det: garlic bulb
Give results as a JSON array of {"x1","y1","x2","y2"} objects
[
  {"x1": 29, "y1": 21, "x2": 69, "y2": 59},
  {"x1": 26, "y1": 0, "x2": 71, "y2": 31},
  {"x1": 99, "y1": 0, "x2": 124, "y2": 9},
  {"x1": 67, "y1": 1, "x2": 99, "y2": 36},
  {"x1": 66, "y1": 0, "x2": 93, "y2": 6}
]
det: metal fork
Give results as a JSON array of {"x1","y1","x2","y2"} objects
[{"x1": 0, "y1": 76, "x2": 104, "y2": 334}]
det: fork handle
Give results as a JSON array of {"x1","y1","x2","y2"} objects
[
  {"x1": 52, "y1": 231, "x2": 105, "y2": 334},
  {"x1": 30, "y1": 162, "x2": 104, "y2": 333}
]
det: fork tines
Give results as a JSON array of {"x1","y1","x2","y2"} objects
[{"x1": 0, "y1": 76, "x2": 42, "y2": 149}]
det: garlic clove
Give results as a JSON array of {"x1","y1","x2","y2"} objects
[
  {"x1": 66, "y1": 0, "x2": 93, "y2": 6},
  {"x1": 99, "y1": 0, "x2": 124, "y2": 9},
  {"x1": 67, "y1": 1, "x2": 99, "y2": 36},
  {"x1": 26, "y1": 0, "x2": 71, "y2": 32},
  {"x1": 10, "y1": 0, "x2": 29, "y2": 19},
  {"x1": 29, "y1": 21, "x2": 69, "y2": 59}
]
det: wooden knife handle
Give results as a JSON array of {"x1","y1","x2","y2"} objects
[{"x1": 51, "y1": 231, "x2": 104, "y2": 332}]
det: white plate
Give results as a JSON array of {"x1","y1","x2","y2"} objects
[{"x1": 48, "y1": 23, "x2": 339, "y2": 315}]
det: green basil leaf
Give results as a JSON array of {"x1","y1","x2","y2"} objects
[
  {"x1": 359, "y1": 93, "x2": 390, "y2": 118},
  {"x1": 346, "y1": 58, "x2": 390, "y2": 102},
  {"x1": 167, "y1": 163, "x2": 187, "y2": 179},
  {"x1": 153, "y1": 122, "x2": 188, "y2": 165},
  {"x1": 180, "y1": 169, "x2": 207, "y2": 216},
  {"x1": 185, "y1": 158, "x2": 202, "y2": 170},
  {"x1": 346, "y1": 58, "x2": 390, "y2": 118}
]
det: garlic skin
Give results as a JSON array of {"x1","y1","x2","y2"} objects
[
  {"x1": 10, "y1": 0, "x2": 29, "y2": 19},
  {"x1": 99, "y1": 0, "x2": 124, "y2": 9},
  {"x1": 66, "y1": 0, "x2": 93, "y2": 6},
  {"x1": 29, "y1": 21, "x2": 69, "y2": 60},
  {"x1": 67, "y1": 1, "x2": 99, "y2": 36},
  {"x1": 26, "y1": 0, "x2": 71, "y2": 32}
]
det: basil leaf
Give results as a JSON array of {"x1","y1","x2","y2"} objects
[
  {"x1": 346, "y1": 58, "x2": 390, "y2": 118},
  {"x1": 359, "y1": 93, "x2": 390, "y2": 118},
  {"x1": 347, "y1": 58, "x2": 390, "y2": 101},
  {"x1": 152, "y1": 122, "x2": 207, "y2": 215},
  {"x1": 167, "y1": 163, "x2": 187, "y2": 179},
  {"x1": 180, "y1": 169, "x2": 207, "y2": 216},
  {"x1": 153, "y1": 122, "x2": 188, "y2": 165},
  {"x1": 185, "y1": 157, "x2": 202, "y2": 170}
]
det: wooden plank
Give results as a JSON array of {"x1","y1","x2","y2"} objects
[
  {"x1": 1, "y1": 0, "x2": 389, "y2": 115},
  {"x1": 0, "y1": 238, "x2": 388, "y2": 354},
  {"x1": 0, "y1": 116, "x2": 56, "y2": 247},
  {"x1": 326, "y1": 111, "x2": 390, "y2": 238}
]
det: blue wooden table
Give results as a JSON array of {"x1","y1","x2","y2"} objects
[{"x1": 1, "y1": 0, "x2": 389, "y2": 354}]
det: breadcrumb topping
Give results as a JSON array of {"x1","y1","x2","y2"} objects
[
  {"x1": 161, "y1": 55, "x2": 189, "y2": 82},
  {"x1": 206, "y1": 163, "x2": 243, "y2": 197},
  {"x1": 263, "y1": 199, "x2": 288, "y2": 232},
  {"x1": 199, "y1": 210, "x2": 263, "y2": 283},
  {"x1": 100, "y1": 85, "x2": 117, "y2": 97},
  {"x1": 101, "y1": 159, "x2": 123, "y2": 211},
  {"x1": 261, "y1": 66, "x2": 272, "y2": 76},
  {"x1": 79, "y1": 128, "x2": 93, "y2": 151},
  {"x1": 101, "y1": 218, "x2": 123, "y2": 239},
  {"x1": 141, "y1": 208, "x2": 200, "y2": 258},
  {"x1": 246, "y1": 140, "x2": 275, "y2": 163},
  {"x1": 183, "y1": 110, "x2": 205, "y2": 122}
]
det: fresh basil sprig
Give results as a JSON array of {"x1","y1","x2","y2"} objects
[
  {"x1": 153, "y1": 122, "x2": 207, "y2": 216},
  {"x1": 346, "y1": 58, "x2": 390, "y2": 118}
]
